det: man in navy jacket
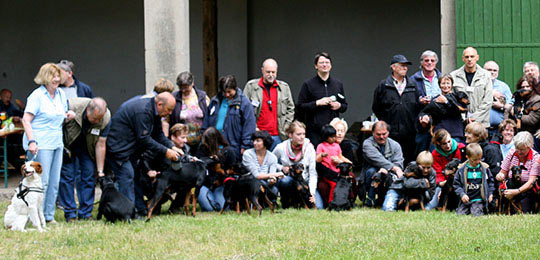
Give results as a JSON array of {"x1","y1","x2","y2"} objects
[
  {"x1": 57, "y1": 59, "x2": 94, "y2": 99},
  {"x1": 106, "y1": 92, "x2": 182, "y2": 216}
]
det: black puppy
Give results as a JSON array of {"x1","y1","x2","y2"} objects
[
  {"x1": 283, "y1": 163, "x2": 314, "y2": 209},
  {"x1": 499, "y1": 165, "x2": 524, "y2": 214},
  {"x1": 439, "y1": 158, "x2": 460, "y2": 212},
  {"x1": 146, "y1": 158, "x2": 207, "y2": 219},
  {"x1": 221, "y1": 163, "x2": 274, "y2": 215},
  {"x1": 420, "y1": 91, "x2": 470, "y2": 128},
  {"x1": 328, "y1": 163, "x2": 354, "y2": 211},
  {"x1": 97, "y1": 176, "x2": 135, "y2": 223}
]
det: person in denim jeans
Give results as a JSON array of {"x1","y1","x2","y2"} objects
[{"x1": 22, "y1": 63, "x2": 73, "y2": 223}]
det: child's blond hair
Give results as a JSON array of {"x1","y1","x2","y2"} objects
[{"x1": 416, "y1": 151, "x2": 433, "y2": 165}]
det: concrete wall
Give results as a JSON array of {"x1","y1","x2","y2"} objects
[
  {"x1": 0, "y1": 0, "x2": 145, "y2": 112},
  {"x1": 190, "y1": 0, "x2": 441, "y2": 124}
]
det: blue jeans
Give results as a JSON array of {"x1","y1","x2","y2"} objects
[
  {"x1": 29, "y1": 148, "x2": 63, "y2": 221},
  {"x1": 109, "y1": 158, "x2": 136, "y2": 206},
  {"x1": 382, "y1": 189, "x2": 402, "y2": 211},
  {"x1": 364, "y1": 167, "x2": 378, "y2": 207},
  {"x1": 426, "y1": 186, "x2": 442, "y2": 210},
  {"x1": 198, "y1": 185, "x2": 225, "y2": 211},
  {"x1": 415, "y1": 132, "x2": 431, "y2": 155},
  {"x1": 270, "y1": 135, "x2": 282, "y2": 151},
  {"x1": 58, "y1": 149, "x2": 95, "y2": 219},
  {"x1": 278, "y1": 175, "x2": 324, "y2": 209}
]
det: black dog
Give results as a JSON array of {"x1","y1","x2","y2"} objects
[
  {"x1": 221, "y1": 163, "x2": 274, "y2": 215},
  {"x1": 328, "y1": 163, "x2": 354, "y2": 211},
  {"x1": 439, "y1": 158, "x2": 460, "y2": 212},
  {"x1": 282, "y1": 163, "x2": 314, "y2": 209},
  {"x1": 499, "y1": 165, "x2": 524, "y2": 214},
  {"x1": 146, "y1": 157, "x2": 207, "y2": 219},
  {"x1": 401, "y1": 163, "x2": 427, "y2": 212},
  {"x1": 97, "y1": 176, "x2": 135, "y2": 223}
]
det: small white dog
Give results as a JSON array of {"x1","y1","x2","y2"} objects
[{"x1": 4, "y1": 161, "x2": 47, "y2": 232}]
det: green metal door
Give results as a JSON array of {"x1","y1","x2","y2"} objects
[{"x1": 456, "y1": 0, "x2": 540, "y2": 90}]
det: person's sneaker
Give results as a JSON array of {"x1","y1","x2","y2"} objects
[{"x1": 46, "y1": 219, "x2": 57, "y2": 225}]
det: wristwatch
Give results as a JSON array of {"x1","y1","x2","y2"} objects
[{"x1": 28, "y1": 140, "x2": 37, "y2": 146}]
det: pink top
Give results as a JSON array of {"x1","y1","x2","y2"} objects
[
  {"x1": 500, "y1": 148, "x2": 540, "y2": 182},
  {"x1": 316, "y1": 142, "x2": 342, "y2": 173}
]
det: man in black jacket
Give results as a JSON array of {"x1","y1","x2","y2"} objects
[
  {"x1": 106, "y1": 92, "x2": 183, "y2": 217},
  {"x1": 372, "y1": 54, "x2": 420, "y2": 165},
  {"x1": 297, "y1": 52, "x2": 347, "y2": 146}
]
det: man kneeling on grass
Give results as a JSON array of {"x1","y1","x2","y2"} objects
[{"x1": 453, "y1": 143, "x2": 495, "y2": 216}]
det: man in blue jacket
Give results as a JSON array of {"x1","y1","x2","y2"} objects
[
  {"x1": 57, "y1": 59, "x2": 94, "y2": 99},
  {"x1": 106, "y1": 92, "x2": 183, "y2": 217}
]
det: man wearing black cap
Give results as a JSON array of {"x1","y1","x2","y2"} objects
[
  {"x1": 57, "y1": 59, "x2": 94, "y2": 99},
  {"x1": 372, "y1": 54, "x2": 420, "y2": 164}
]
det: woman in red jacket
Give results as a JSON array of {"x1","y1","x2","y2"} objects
[{"x1": 426, "y1": 129, "x2": 465, "y2": 210}]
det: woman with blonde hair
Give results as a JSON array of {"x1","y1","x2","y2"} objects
[{"x1": 22, "y1": 63, "x2": 74, "y2": 223}]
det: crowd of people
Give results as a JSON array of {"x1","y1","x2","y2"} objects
[{"x1": 15, "y1": 48, "x2": 540, "y2": 223}]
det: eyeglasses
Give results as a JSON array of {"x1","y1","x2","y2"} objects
[
  {"x1": 423, "y1": 59, "x2": 436, "y2": 63},
  {"x1": 486, "y1": 68, "x2": 498, "y2": 72}
]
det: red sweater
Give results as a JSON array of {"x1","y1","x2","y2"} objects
[
  {"x1": 432, "y1": 142, "x2": 465, "y2": 184},
  {"x1": 256, "y1": 78, "x2": 279, "y2": 135}
]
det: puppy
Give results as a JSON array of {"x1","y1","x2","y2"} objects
[
  {"x1": 439, "y1": 158, "x2": 460, "y2": 212},
  {"x1": 146, "y1": 158, "x2": 207, "y2": 219},
  {"x1": 4, "y1": 161, "x2": 46, "y2": 232},
  {"x1": 328, "y1": 163, "x2": 354, "y2": 211},
  {"x1": 97, "y1": 175, "x2": 135, "y2": 223},
  {"x1": 221, "y1": 163, "x2": 274, "y2": 216},
  {"x1": 283, "y1": 163, "x2": 314, "y2": 209},
  {"x1": 421, "y1": 91, "x2": 470, "y2": 123},
  {"x1": 498, "y1": 165, "x2": 524, "y2": 215},
  {"x1": 402, "y1": 163, "x2": 428, "y2": 212}
]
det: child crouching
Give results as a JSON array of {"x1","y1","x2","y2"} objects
[{"x1": 453, "y1": 143, "x2": 495, "y2": 216}]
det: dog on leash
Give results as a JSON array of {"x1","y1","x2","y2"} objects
[
  {"x1": 328, "y1": 163, "x2": 354, "y2": 211},
  {"x1": 97, "y1": 175, "x2": 135, "y2": 223},
  {"x1": 221, "y1": 163, "x2": 274, "y2": 215},
  {"x1": 4, "y1": 161, "x2": 46, "y2": 232},
  {"x1": 498, "y1": 165, "x2": 524, "y2": 215}
]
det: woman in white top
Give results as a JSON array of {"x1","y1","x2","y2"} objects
[{"x1": 273, "y1": 121, "x2": 322, "y2": 209}]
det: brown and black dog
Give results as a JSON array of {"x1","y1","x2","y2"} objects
[
  {"x1": 438, "y1": 158, "x2": 460, "y2": 212},
  {"x1": 220, "y1": 163, "x2": 274, "y2": 216},
  {"x1": 282, "y1": 163, "x2": 314, "y2": 209},
  {"x1": 498, "y1": 165, "x2": 524, "y2": 215}
]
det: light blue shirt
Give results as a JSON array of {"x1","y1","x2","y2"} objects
[
  {"x1": 215, "y1": 98, "x2": 229, "y2": 133},
  {"x1": 422, "y1": 71, "x2": 441, "y2": 97},
  {"x1": 242, "y1": 148, "x2": 278, "y2": 178},
  {"x1": 500, "y1": 142, "x2": 515, "y2": 158},
  {"x1": 23, "y1": 86, "x2": 68, "y2": 150},
  {"x1": 490, "y1": 79, "x2": 513, "y2": 127}
]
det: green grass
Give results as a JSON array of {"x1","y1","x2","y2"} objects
[{"x1": 1, "y1": 202, "x2": 539, "y2": 259}]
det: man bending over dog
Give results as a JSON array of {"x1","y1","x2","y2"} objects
[
  {"x1": 58, "y1": 97, "x2": 110, "y2": 222},
  {"x1": 106, "y1": 92, "x2": 183, "y2": 219},
  {"x1": 362, "y1": 121, "x2": 404, "y2": 207}
]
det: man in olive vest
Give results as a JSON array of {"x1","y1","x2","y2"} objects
[{"x1": 58, "y1": 97, "x2": 110, "y2": 222}]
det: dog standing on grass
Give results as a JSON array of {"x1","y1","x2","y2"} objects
[{"x1": 4, "y1": 161, "x2": 46, "y2": 232}]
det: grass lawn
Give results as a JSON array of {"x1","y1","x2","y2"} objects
[{"x1": 1, "y1": 201, "x2": 539, "y2": 259}]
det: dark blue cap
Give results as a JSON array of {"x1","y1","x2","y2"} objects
[{"x1": 390, "y1": 54, "x2": 412, "y2": 65}]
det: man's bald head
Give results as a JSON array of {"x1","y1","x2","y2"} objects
[
  {"x1": 155, "y1": 92, "x2": 176, "y2": 117},
  {"x1": 87, "y1": 97, "x2": 108, "y2": 124},
  {"x1": 462, "y1": 47, "x2": 479, "y2": 72},
  {"x1": 483, "y1": 60, "x2": 500, "y2": 80},
  {"x1": 261, "y1": 58, "x2": 278, "y2": 84}
]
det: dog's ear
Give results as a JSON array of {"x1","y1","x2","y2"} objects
[
  {"x1": 20, "y1": 163, "x2": 26, "y2": 177},
  {"x1": 34, "y1": 162, "x2": 43, "y2": 174}
]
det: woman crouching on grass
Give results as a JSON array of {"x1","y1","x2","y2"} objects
[
  {"x1": 242, "y1": 131, "x2": 283, "y2": 204},
  {"x1": 273, "y1": 121, "x2": 322, "y2": 209},
  {"x1": 495, "y1": 131, "x2": 539, "y2": 214}
]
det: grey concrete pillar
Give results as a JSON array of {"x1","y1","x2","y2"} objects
[
  {"x1": 441, "y1": 0, "x2": 457, "y2": 74},
  {"x1": 144, "y1": 0, "x2": 190, "y2": 93}
]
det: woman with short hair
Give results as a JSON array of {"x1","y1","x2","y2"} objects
[
  {"x1": 496, "y1": 131, "x2": 539, "y2": 213},
  {"x1": 497, "y1": 119, "x2": 517, "y2": 157},
  {"x1": 22, "y1": 63, "x2": 72, "y2": 224}
]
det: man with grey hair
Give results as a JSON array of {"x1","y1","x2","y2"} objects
[
  {"x1": 484, "y1": 61, "x2": 512, "y2": 136},
  {"x1": 58, "y1": 97, "x2": 110, "y2": 222},
  {"x1": 411, "y1": 50, "x2": 442, "y2": 153},
  {"x1": 373, "y1": 54, "x2": 420, "y2": 164},
  {"x1": 523, "y1": 61, "x2": 539, "y2": 82},
  {"x1": 244, "y1": 58, "x2": 295, "y2": 149},
  {"x1": 57, "y1": 59, "x2": 94, "y2": 99},
  {"x1": 450, "y1": 47, "x2": 493, "y2": 126}
]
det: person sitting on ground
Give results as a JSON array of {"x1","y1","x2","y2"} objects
[
  {"x1": 495, "y1": 131, "x2": 539, "y2": 214},
  {"x1": 362, "y1": 121, "x2": 404, "y2": 207},
  {"x1": 273, "y1": 121, "x2": 321, "y2": 209},
  {"x1": 382, "y1": 151, "x2": 436, "y2": 211},
  {"x1": 453, "y1": 143, "x2": 495, "y2": 216},
  {"x1": 195, "y1": 127, "x2": 236, "y2": 212},
  {"x1": 464, "y1": 122, "x2": 503, "y2": 175},
  {"x1": 170, "y1": 123, "x2": 190, "y2": 155},
  {"x1": 316, "y1": 124, "x2": 352, "y2": 205},
  {"x1": 242, "y1": 131, "x2": 283, "y2": 203},
  {"x1": 426, "y1": 129, "x2": 466, "y2": 210},
  {"x1": 496, "y1": 119, "x2": 517, "y2": 158}
]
